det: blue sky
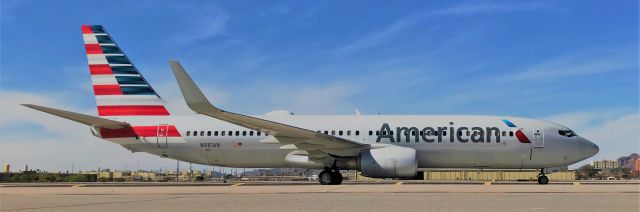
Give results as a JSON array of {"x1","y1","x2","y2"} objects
[{"x1": 1, "y1": 0, "x2": 638, "y2": 172}]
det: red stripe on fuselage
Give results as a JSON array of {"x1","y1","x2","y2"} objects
[
  {"x1": 97, "y1": 105, "x2": 170, "y2": 116},
  {"x1": 81, "y1": 25, "x2": 93, "y2": 34},
  {"x1": 515, "y1": 130, "x2": 531, "y2": 143},
  {"x1": 100, "y1": 126, "x2": 181, "y2": 138},
  {"x1": 85, "y1": 44, "x2": 103, "y2": 54},
  {"x1": 93, "y1": 85, "x2": 122, "y2": 95},
  {"x1": 89, "y1": 64, "x2": 113, "y2": 75}
]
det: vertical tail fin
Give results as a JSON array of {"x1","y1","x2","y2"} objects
[{"x1": 81, "y1": 25, "x2": 170, "y2": 117}]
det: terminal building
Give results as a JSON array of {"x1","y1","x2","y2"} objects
[{"x1": 591, "y1": 160, "x2": 619, "y2": 169}]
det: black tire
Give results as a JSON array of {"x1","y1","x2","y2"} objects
[
  {"x1": 538, "y1": 176, "x2": 549, "y2": 185},
  {"x1": 319, "y1": 170, "x2": 333, "y2": 185},
  {"x1": 331, "y1": 171, "x2": 343, "y2": 185}
]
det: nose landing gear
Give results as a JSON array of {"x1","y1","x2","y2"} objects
[
  {"x1": 537, "y1": 168, "x2": 549, "y2": 185},
  {"x1": 318, "y1": 169, "x2": 343, "y2": 185}
]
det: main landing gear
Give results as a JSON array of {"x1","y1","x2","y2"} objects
[
  {"x1": 537, "y1": 168, "x2": 549, "y2": 185},
  {"x1": 319, "y1": 169, "x2": 343, "y2": 185}
]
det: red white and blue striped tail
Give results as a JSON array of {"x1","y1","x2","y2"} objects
[{"x1": 82, "y1": 25, "x2": 170, "y2": 117}]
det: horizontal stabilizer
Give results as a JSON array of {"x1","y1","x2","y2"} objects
[{"x1": 22, "y1": 104, "x2": 130, "y2": 129}]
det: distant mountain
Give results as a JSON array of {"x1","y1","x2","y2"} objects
[{"x1": 616, "y1": 153, "x2": 639, "y2": 171}]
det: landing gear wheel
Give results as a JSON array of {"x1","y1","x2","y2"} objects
[
  {"x1": 537, "y1": 168, "x2": 549, "y2": 185},
  {"x1": 537, "y1": 176, "x2": 549, "y2": 185},
  {"x1": 331, "y1": 171, "x2": 343, "y2": 185},
  {"x1": 319, "y1": 170, "x2": 333, "y2": 185},
  {"x1": 318, "y1": 170, "x2": 343, "y2": 185}
]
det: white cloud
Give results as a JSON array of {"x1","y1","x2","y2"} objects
[
  {"x1": 173, "y1": 6, "x2": 229, "y2": 45},
  {"x1": 434, "y1": 1, "x2": 555, "y2": 15},
  {"x1": 503, "y1": 48, "x2": 637, "y2": 82},
  {"x1": 419, "y1": 46, "x2": 637, "y2": 110},
  {"x1": 542, "y1": 109, "x2": 632, "y2": 131},
  {"x1": 334, "y1": 13, "x2": 427, "y2": 53},
  {"x1": 260, "y1": 82, "x2": 361, "y2": 114}
]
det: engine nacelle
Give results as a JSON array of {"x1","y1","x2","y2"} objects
[{"x1": 360, "y1": 145, "x2": 418, "y2": 178}]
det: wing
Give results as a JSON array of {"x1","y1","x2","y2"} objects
[{"x1": 169, "y1": 60, "x2": 367, "y2": 158}]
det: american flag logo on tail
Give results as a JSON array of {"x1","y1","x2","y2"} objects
[{"x1": 82, "y1": 25, "x2": 170, "y2": 117}]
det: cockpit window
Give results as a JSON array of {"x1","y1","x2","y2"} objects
[{"x1": 558, "y1": 130, "x2": 577, "y2": 137}]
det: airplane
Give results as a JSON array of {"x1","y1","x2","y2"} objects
[{"x1": 23, "y1": 25, "x2": 599, "y2": 185}]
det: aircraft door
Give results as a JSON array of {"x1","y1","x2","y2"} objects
[
  {"x1": 533, "y1": 127, "x2": 544, "y2": 148},
  {"x1": 157, "y1": 124, "x2": 169, "y2": 148}
]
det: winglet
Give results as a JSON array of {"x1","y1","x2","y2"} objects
[
  {"x1": 21, "y1": 104, "x2": 129, "y2": 129},
  {"x1": 168, "y1": 60, "x2": 222, "y2": 114}
]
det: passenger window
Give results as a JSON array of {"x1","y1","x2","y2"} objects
[
  {"x1": 376, "y1": 131, "x2": 380, "y2": 136},
  {"x1": 382, "y1": 131, "x2": 387, "y2": 136},
  {"x1": 356, "y1": 131, "x2": 360, "y2": 136},
  {"x1": 214, "y1": 131, "x2": 219, "y2": 136},
  {"x1": 331, "y1": 130, "x2": 335, "y2": 135},
  {"x1": 458, "y1": 131, "x2": 462, "y2": 136},
  {"x1": 434, "y1": 131, "x2": 438, "y2": 136},
  {"x1": 221, "y1": 131, "x2": 226, "y2": 136},
  {"x1": 509, "y1": 131, "x2": 514, "y2": 137},
  {"x1": 347, "y1": 131, "x2": 351, "y2": 136},
  {"x1": 324, "y1": 130, "x2": 328, "y2": 135},
  {"x1": 235, "y1": 131, "x2": 240, "y2": 136},
  {"x1": 502, "y1": 131, "x2": 506, "y2": 136},
  {"x1": 411, "y1": 131, "x2": 416, "y2": 136},
  {"x1": 443, "y1": 131, "x2": 446, "y2": 136},
  {"x1": 390, "y1": 131, "x2": 394, "y2": 136},
  {"x1": 250, "y1": 131, "x2": 254, "y2": 136},
  {"x1": 369, "y1": 131, "x2": 373, "y2": 136},
  {"x1": 242, "y1": 131, "x2": 247, "y2": 136},
  {"x1": 186, "y1": 131, "x2": 190, "y2": 136},
  {"x1": 228, "y1": 131, "x2": 233, "y2": 136},
  {"x1": 339, "y1": 131, "x2": 343, "y2": 136},
  {"x1": 207, "y1": 131, "x2": 211, "y2": 136},
  {"x1": 200, "y1": 131, "x2": 204, "y2": 136},
  {"x1": 257, "y1": 131, "x2": 261, "y2": 136}
]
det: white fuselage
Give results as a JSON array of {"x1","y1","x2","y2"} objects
[{"x1": 98, "y1": 114, "x2": 598, "y2": 170}]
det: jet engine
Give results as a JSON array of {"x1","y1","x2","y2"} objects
[{"x1": 335, "y1": 145, "x2": 418, "y2": 178}]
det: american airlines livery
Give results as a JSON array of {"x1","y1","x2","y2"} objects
[{"x1": 23, "y1": 25, "x2": 599, "y2": 185}]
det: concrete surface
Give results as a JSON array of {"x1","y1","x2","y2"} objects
[{"x1": 1, "y1": 183, "x2": 638, "y2": 211}]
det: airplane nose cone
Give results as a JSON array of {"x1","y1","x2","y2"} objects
[{"x1": 581, "y1": 137, "x2": 599, "y2": 158}]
